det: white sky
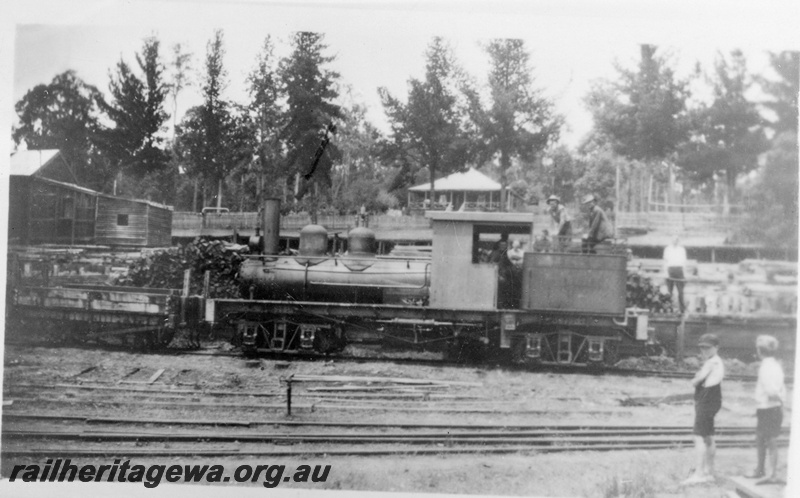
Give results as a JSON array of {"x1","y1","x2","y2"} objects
[{"x1": 6, "y1": 0, "x2": 800, "y2": 149}]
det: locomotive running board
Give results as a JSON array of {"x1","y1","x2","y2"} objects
[{"x1": 207, "y1": 299, "x2": 633, "y2": 331}]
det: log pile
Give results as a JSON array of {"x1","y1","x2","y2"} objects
[
  {"x1": 626, "y1": 272, "x2": 674, "y2": 313},
  {"x1": 115, "y1": 238, "x2": 249, "y2": 298}
]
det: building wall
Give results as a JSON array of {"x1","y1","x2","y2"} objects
[
  {"x1": 95, "y1": 197, "x2": 151, "y2": 246},
  {"x1": 146, "y1": 204, "x2": 173, "y2": 246},
  {"x1": 95, "y1": 196, "x2": 173, "y2": 247},
  {"x1": 8, "y1": 177, "x2": 31, "y2": 244},
  {"x1": 22, "y1": 179, "x2": 96, "y2": 245}
]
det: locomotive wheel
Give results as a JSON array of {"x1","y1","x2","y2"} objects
[
  {"x1": 603, "y1": 340, "x2": 620, "y2": 366},
  {"x1": 314, "y1": 327, "x2": 346, "y2": 355},
  {"x1": 510, "y1": 338, "x2": 542, "y2": 366},
  {"x1": 444, "y1": 337, "x2": 484, "y2": 363},
  {"x1": 443, "y1": 338, "x2": 466, "y2": 363}
]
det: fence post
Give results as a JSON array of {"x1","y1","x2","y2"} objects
[{"x1": 182, "y1": 269, "x2": 191, "y2": 297}]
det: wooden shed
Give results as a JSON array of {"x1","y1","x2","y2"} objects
[
  {"x1": 9, "y1": 151, "x2": 96, "y2": 245},
  {"x1": 9, "y1": 149, "x2": 173, "y2": 247},
  {"x1": 94, "y1": 195, "x2": 173, "y2": 247}
]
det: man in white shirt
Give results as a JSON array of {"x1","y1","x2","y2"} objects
[
  {"x1": 546, "y1": 195, "x2": 572, "y2": 250},
  {"x1": 746, "y1": 335, "x2": 786, "y2": 483},
  {"x1": 663, "y1": 236, "x2": 687, "y2": 313}
]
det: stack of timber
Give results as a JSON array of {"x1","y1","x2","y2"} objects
[{"x1": 7, "y1": 245, "x2": 156, "y2": 287}]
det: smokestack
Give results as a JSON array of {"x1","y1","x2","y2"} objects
[{"x1": 262, "y1": 198, "x2": 281, "y2": 254}]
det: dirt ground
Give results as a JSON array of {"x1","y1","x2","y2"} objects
[{"x1": 1, "y1": 342, "x2": 793, "y2": 497}]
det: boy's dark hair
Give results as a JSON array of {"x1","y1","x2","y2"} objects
[{"x1": 698, "y1": 333, "x2": 719, "y2": 348}]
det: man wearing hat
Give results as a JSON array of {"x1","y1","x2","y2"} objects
[
  {"x1": 683, "y1": 333, "x2": 725, "y2": 485},
  {"x1": 580, "y1": 194, "x2": 613, "y2": 254},
  {"x1": 546, "y1": 195, "x2": 572, "y2": 250}
]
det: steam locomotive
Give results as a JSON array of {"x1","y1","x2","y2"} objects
[{"x1": 206, "y1": 202, "x2": 651, "y2": 365}]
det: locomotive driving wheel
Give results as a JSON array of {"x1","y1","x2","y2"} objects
[
  {"x1": 602, "y1": 339, "x2": 620, "y2": 366},
  {"x1": 314, "y1": 325, "x2": 347, "y2": 354},
  {"x1": 510, "y1": 337, "x2": 542, "y2": 366}
]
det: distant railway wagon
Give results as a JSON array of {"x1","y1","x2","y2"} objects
[
  {"x1": 206, "y1": 207, "x2": 651, "y2": 365},
  {"x1": 7, "y1": 284, "x2": 202, "y2": 348}
]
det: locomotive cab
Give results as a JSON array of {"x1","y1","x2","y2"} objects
[
  {"x1": 427, "y1": 211, "x2": 534, "y2": 311},
  {"x1": 426, "y1": 210, "x2": 648, "y2": 365}
]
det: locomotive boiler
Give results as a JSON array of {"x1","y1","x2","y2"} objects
[{"x1": 238, "y1": 224, "x2": 430, "y2": 305}]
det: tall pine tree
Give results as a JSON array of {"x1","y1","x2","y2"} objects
[
  {"x1": 247, "y1": 36, "x2": 286, "y2": 203},
  {"x1": 585, "y1": 45, "x2": 689, "y2": 162},
  {"x1": 677, "y1": 50, "x2": 767, "y2": 197},
  {"x1": 176, "y1": 30, "x2": 250, "y2": 209},
  {"x1": 476, "y1": 39, "x2": 561, "y2": 210},
  {"x1": 379, "y1": 37, "x2": 475, "y2": 207},
  {"x1": 280, "y1": 32, "x2": 342, "y2": 206},
  {"x1": 98, "y1": 36, "x2": 170, "y2": 181}
]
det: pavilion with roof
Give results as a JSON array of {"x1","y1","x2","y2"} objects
[{"x1": 407, "y1": 168, "x2": 523, "y2": 213}]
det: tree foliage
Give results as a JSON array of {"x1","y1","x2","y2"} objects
[
  {"x1": 756, "y1": 51, "x2": 799, "y2": 134},
  {"x1": 676, "y1": 50, "x2": 767, "y2": 192},
  {"x1": 167, "y1": 43, "x2": 194, "y2": 133},
  {"x1": 739, "y1": 51, "x2": 799, "y2": 246},
  {"x1": 280, "y1": 32, "x2": 342, "y2": 202},
  {"x1": 573, "y1": 147, "x2": 619, "y2": 212},
  {"x1": 247, "y1": 36, "x2": 286, "y2": 202},
  {"x1": 331, "y1": 96, "x2": 396, "y2": 213},
  {"x1": 538, "y1": 145, "x2": 586, "y2": 204},
  {"x1": 380, "y1": 37, "x2": 476, "y2": 204},
  {"x1": 98, "y1": 36, "x2": 171, "y2": 181},
  {"x1": 585, "y1": 45, "x2": 689, "y2": 162},
  {"x1": 474, "y1": 39, "x2": 561, "y2": 208},
  {"x1": 175, "y1": 30, "x2": 250, "y2": 208},
  {"x1": 12, "y1": 71, "x2": 108, "y2": 189}
]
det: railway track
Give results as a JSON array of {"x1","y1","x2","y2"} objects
[
  {"x1": 2, "y1": 415, "x2": 789, "y2": 457},
  {"x1": 5, "y1": 338, "x2": 774, "y2": 383}
]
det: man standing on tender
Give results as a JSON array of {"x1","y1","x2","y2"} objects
[{"x1": 546, "y1": 195, "x2": 572, "y2": 250}]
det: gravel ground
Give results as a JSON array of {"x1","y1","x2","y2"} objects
[{"x1": 1, "y1": 343, "x2": 793, "y2": 496}]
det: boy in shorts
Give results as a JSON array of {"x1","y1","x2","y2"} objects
[
  {"x1": 682, "y1": 333, "x2": 724, "y2": 485},
  {"x1": 746, "y1": 335, "x2": 786, "y2": 483}
]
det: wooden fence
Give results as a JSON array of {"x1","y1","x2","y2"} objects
[
  {"x1": 172, "y1": 212, "x2": 433, "y2": 233},
  {"x1": 616, "y1": 211, "x2": 745, "y2": 233}
]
